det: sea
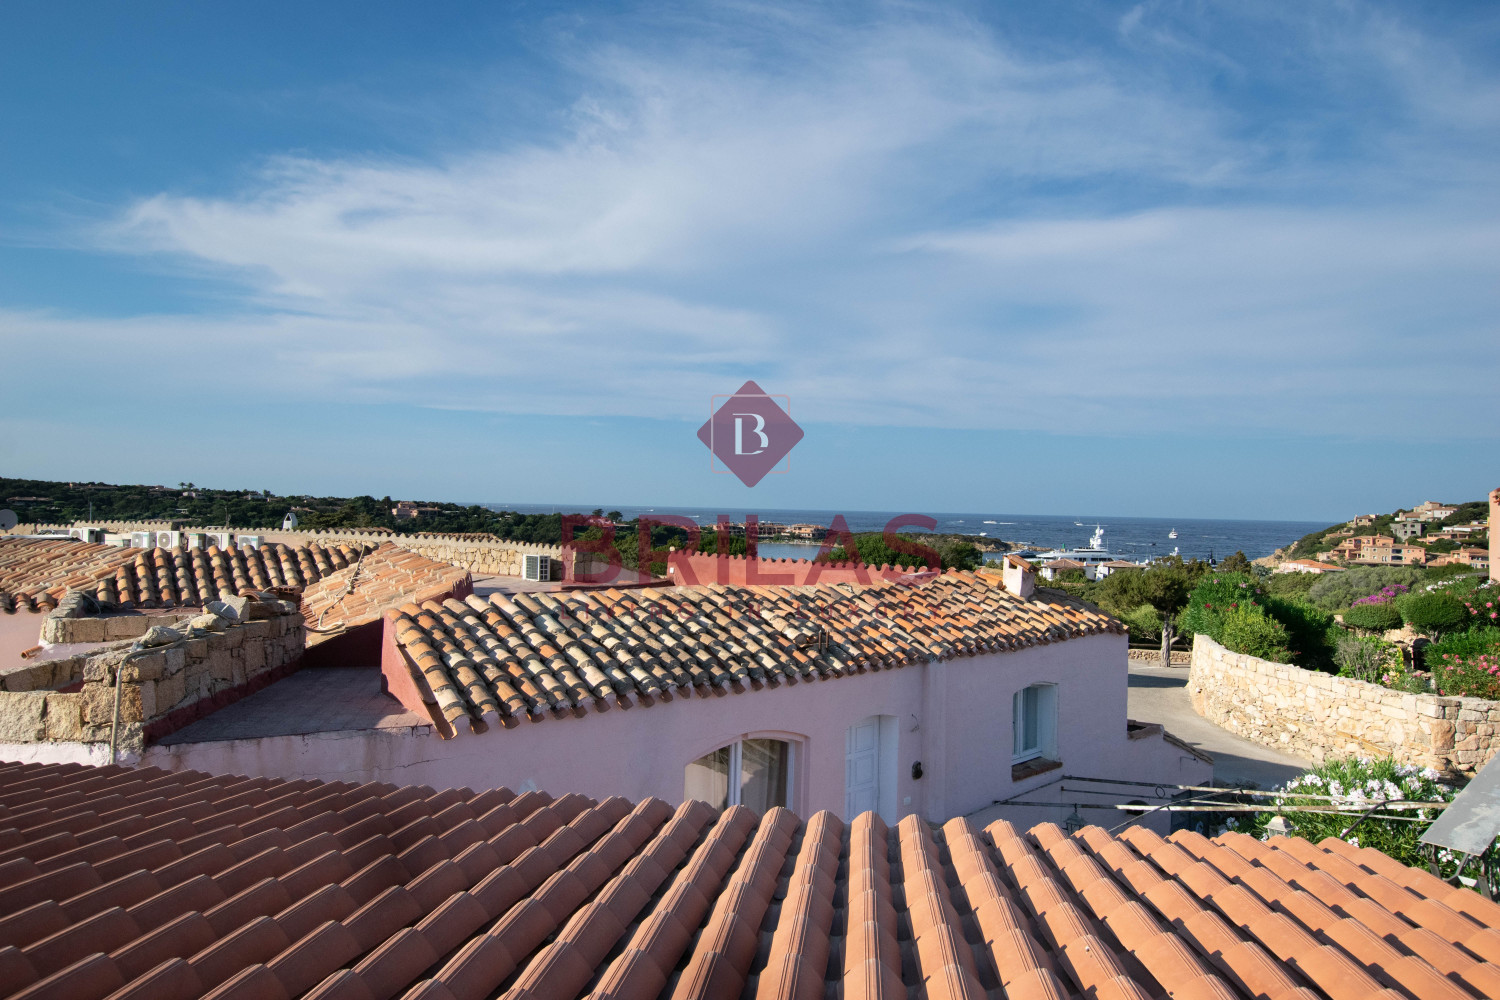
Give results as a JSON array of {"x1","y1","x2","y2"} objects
[{"x1": 483, "y1": 503, "x2": 1327, "y2": 564}]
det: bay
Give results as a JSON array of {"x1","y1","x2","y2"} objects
[{"x1": 482, "y1": 503, "x2": 1325, "y2": 563}]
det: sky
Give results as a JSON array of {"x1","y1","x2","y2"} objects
[{"x1": 0, "y1": 1, "x2": 1496, "y2": 522}]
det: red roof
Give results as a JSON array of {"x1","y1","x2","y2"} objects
[{"x1": 2, "y1": 760, "x2": 1498, "y2": 1000}]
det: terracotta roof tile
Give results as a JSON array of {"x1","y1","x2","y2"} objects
[
  {"x1": 0, "y1": 537, "x2": 382, "y2": 614},
  {"x1": 2, "y1": 761, "x2": 1499, "y2": 999},
  {"x1": 389, "y1": 572, "x2": 1121, "y2": 736}
]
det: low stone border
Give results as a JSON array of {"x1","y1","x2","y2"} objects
[
  {"x1": 1127, "y1": 649, "x2": 1190, "y2": 664},
  {"x1": 0, "y1": 606, "x2": 305, "y2": 753},
  {"x1": 1189, "y1": 634, "x2": 1500, "y2": 775}
]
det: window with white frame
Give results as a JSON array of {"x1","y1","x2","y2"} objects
[
  {"x1": 1012, "y1": 683, "x2": 1058, "y2": 763},
  {"x1": 684, "y1": 738, "x2": 793, "y2": 812}
]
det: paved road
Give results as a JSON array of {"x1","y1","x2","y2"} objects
[{"x1": 1129, "y1": 661, "x2": 1310, "y2": 790}]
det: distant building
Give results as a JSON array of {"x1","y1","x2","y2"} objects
[
  {"x1": 1041, "y1": 557, "x2": 1087, "y2": 581},
  {"x1": 1492, "y1": 487, "x2": 1499, "y2": 583},
  {"x1": 390, "y1": 500, "x2": 439, "y2": 521},
  {"x1": 1413, "y1": 501, "x2": 1459, "y2": 521},
  {"x1": 1275, "y1": 559, "x2": 1344, "y2": 574},
  {"x1": 1349, "y1": 514, "x2": 1378, "y2": 527},
  {"x1": 1325, "y1": 535, "x2": 1427, "y2": 566},
  {"x1": 1391, "y1": 519, "x2": 1424, "y2": 540}
]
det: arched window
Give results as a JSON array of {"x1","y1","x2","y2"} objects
[{"x1": 685, "y1": 738, "x2": 793, "y2": 811}]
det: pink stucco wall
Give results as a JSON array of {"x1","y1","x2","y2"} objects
[
  {"x1": 0, "y1": 613, "x2": 43, "y2": 665},
  {"x1": 143, "y1": 630, "x2": 1209, "y2": 826}
]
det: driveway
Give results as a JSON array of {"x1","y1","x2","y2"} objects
[{"x1": 1129, "y1": 662, "x2": 1310, "y2": 790}]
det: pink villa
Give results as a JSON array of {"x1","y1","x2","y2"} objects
[
  {"x1": 3, "y1": 532, "x2": 1210, "y2": 827},
  {"x1": 141, "y1": 562, "x2": 1208, "y2": 827}
]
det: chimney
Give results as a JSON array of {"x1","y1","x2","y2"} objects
[{"x1": 1002, "y1": 554, "x2": 1035, "y2": 600}]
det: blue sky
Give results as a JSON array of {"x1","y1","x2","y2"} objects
[{"x1": 1, "y1": 1, "x2": 1496, "y2": 521}]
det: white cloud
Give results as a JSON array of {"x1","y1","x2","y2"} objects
[{"x1": 7, "y1": 1, "x2": 1499, "y2": 441}]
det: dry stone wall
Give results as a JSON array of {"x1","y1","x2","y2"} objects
[
  {"x1": 1189, "y1": 634, "x2": 1500, "y2": 776},
  {"x1": 0, "y1": 608, "x2": 304, "y2": 753},
  {"x1": 252, "y1": 529, "x2": 566, "y2": 579}
]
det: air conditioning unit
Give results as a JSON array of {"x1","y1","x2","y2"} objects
[
  {"x1": 185, "y1": 532, "x2": 207, "y2": 549},
  {"x1": 69, "y1": 528, "x2": 105, "y2": 544},
  {"x1": 522, "y1": 554, "x2": 552, "y2": 582},
  {"x1": 237, "y1": 534, "x2": 264, "y2": 550},
  {"x1": 156, "y1": 530, "x2": 182, "y2": 549},
  {"x1": 130, "y1": 531, "x2": 156, "y2": 548},
  {"x1": 205, "y1": 531, "x2": 233, "y2": 550}
]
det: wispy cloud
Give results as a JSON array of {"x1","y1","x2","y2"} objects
[{"x1": 5, "y1": 1, "x2": 1498, "y2": 443}]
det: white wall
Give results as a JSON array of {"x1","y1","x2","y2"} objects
[{"x1": 139, "y1": 632, "x2": 1206, "y2": 825}]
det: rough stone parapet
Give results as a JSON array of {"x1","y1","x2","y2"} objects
[
  {"x1": 16, "y1": 521, "x2": 569, "y2": 580},
  {"x1": 1128, "y1": 649, "x2": 1190, "y2": 664},
  {"x1": 0, "y1": 605, "x2": 304, "y2": 753},
  {"x1": 243, "y1": 529, "x2": 564, "y2": 579},
  {"x1": 1189, "y1": 634, "x2": 1500, "y2": 776}
]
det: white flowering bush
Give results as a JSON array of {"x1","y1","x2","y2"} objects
[{"x1": 1217, "y1": 756, "x2": 1475, "y2": 878}]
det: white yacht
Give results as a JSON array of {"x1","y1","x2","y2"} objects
[
  {"x1": 1168, "y1": 528, "x2": 1178, "y2": 539},
  {"x1": 1028, "y1": 525, "x2": 1148, "y2": 578}
]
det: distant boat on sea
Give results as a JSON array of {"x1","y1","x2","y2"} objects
[
  {"x1": 1028, "y1": 525, "x2": 1147, "y2": 576},
  {"x1": 1168, "y1": 528, "x2": 1178, "y2": 539}
]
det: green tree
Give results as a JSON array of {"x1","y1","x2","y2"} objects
[
  {"x1": 1398, "y1": 590, "x2": 1470, "y2": 639},
  {"x1": 1218, "y1": 550, "x2": 1252, "y2": 573}
]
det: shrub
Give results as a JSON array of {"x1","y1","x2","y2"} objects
[
  {"x1": 1268, "y1": 597, "x2": 1335, "y2": 670},
  {"x1": 1425, "y1": 625, "x2": 1500, "y2": 662},
  {"x1": 1219, "y1": 606, "x2": 1292, "y2": 662},
  {"x1": 1306, "y1": 567, "x2": 1426, "y2": 611},
  {"x1": 1218, "y1": 757, "x2": 1468, "y2": 879},
  {"x1": 1264, "y1": 572, "x2": 1318, "y2": 598},
  {"x1": 1179, "y1": 574, "x2": 1264, "y2": 639},
  {"x1": 1180, "y1": 574, "x2": 1329, "y2": 668},
  {"x1": 1429, "y1": 651, "x2": 1500, "y2": 700},
  {"x1": 1342, "y1": 601, "x2": 1403, "y2": 633},
  {"x1": 1398, "y1": 590, "x2": 1470, "y2": 638},
  {"x1": 1422, "y1": 627, "x2": 1500, "y2": 699},
  {"x1": 1118, "y1": 603, "x2": 1162, "y2": 642},
  {"x1": 1333, "y1": 633, "x2": 1401, "y2": 683}
]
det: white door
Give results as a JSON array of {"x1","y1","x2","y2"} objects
[{"x1": 845, "y1": 718, "x2": 879, "y2": 819}]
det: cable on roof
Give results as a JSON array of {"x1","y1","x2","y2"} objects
[{"x1": 308, "y1": 544, "x2": 370, "y2": 635}]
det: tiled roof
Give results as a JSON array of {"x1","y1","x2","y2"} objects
[
  {"x1": 2, "y1": 760, "x2": 1498, "y2": 1000},
  {"x1": 0, "y1": 538, "x2": 377, "y2": 614},
  {"x1": 1282, "y1": 559, "x2": 1343, "y2": 571},
  {"x1": 388, "y1": 571, "x2": 1121, "y2": 735},
  {"x1": 301, "y1": 544, "x2": 471, "y2": 633}
]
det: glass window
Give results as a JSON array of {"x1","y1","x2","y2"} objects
[
  {"x1": 684, "y1": 745, "x2": 731, "y2": 810},
  {"x1": 1013, "y1": 683, "x2": 1057, "y2": 763},
  {"x1": 685, "y1": 738, "x2": 792, "y2": 811},
  {"x1": 740, "y1": 738, "x2": 790, "y2": 813}
]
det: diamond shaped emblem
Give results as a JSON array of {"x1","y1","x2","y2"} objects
[{"x1": 696, "y1": 380, "x2": 804, "y2": 487}]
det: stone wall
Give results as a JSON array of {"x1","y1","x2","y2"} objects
[
  {"x1": 18, "y1": 519, "x2": 184, "y2": 534},
  {"x1": 1189, "y1": 634, "x2": 1500, "y2": 775},
  {"x1": 244, "y1": 529, "x2": 565, "y2": 579},
  {"x1": 0, "y1": 608, "x2": 304, "y2": 755},
  {"x1": 14, "y1": 522, "x2": 568, "y2": 579},
  {"x1": 40, "y1": 611, "x2": 194, "y2": 644},
  {"x1": 1127, "y1": 649, "x2": 1190, "y2": 664}
]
